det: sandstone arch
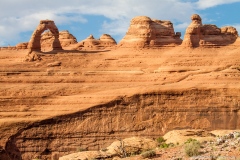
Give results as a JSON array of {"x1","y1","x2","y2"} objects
[{"x1": 28, "y1": 20, "x2": 62, "y2": 51}]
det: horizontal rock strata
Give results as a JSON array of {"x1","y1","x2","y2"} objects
[
  {"x1": 118, "y1": 16, "x2": 182, "y2": 48},
  {"x1": 5, "y1": 88, "x2": 240, "y2": 160},
  {"x1": 182, "y1": 14, "x2": 238, "y2": 47}
]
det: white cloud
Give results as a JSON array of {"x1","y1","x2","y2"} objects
[
  {"x1": 175, "y1": 22, "x2": 190, "y2": 31},
  {"x1": 196, "y1": 0, "x2": 240, "y2": 9},
  {"x1": 0, "y1": 0, "x2": 196, "y2": 45},
  {"x1": 1, "y1": 0, "x2": 239, "y2": 45},
  {"x1": 101, "y1": 19, "x2": 130, "y2": 42}
]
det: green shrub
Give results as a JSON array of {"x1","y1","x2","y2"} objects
[
  {"x1": 156, "y1": 136, "x2": 166, "y2": 144},
  {"x1": 184, "y1": 138, "x2": 198, "y2": 144},
  {"x1": 159, "y1": 142, "x2": 169, "y2": 148},
  {"x1": 159, "y1": 142, "x2": 174, "y2": 148},
  {"x1": 184, "y1": 140, "x2": 201, "y2": 157},
  {"x1": 141, "y1": 150, "x2": 156, "y2": 158}
]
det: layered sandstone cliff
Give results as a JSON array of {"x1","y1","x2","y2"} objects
[
  {"x1": 1, "y1": 45, "x2": 240, "y2": 159},
  {"x1": 118, "y1": 16, "x2": 182, "y2": 48},
  {"x1": 4, "y1": 88, "x2": 240, "y2": 160},
  {"x1": 182, "y1": 14, "x2": 238, "y2": 47},
  {"x1": 1, "y1": 15, "x2": 240, "y2": 160}
]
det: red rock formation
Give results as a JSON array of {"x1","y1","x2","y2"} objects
[
  {"x1": 99, "y1": 34, "x2": 117, "y2": 47},
  {"x1": 182, "y1": 14, "x2": 238, "y2": 47},
  {"x1": 118, "y1": 16, "x2": 182, "y2": 48},
  {"x1": 28, "y1": 20, "x2": 62, "y2": 51},
  {"x1": 41, "y1": 30, "x2": 77, "y2": 48},
  {"x1": 75, "y1": 34, "x2": 117, "y2": 50},
  {"x1": 16, "y1": 42, "x2": 28, "y2": 49}
]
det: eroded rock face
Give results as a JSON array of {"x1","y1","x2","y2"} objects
[
  {"x1": 41, "y1": 30, "x2": 77, "y2": 48},
  {"x1": 75, "y1": 34, "x2": 117, "y2": 50},
  {"x1": 28, "y1": 20, "x2": 62, "y2": 51},
  {"x1": 5, "y1": 88, "x2": 240, "y2": 160},
  {"x1": 16, "y1": 42, "x2": 28, "y2": 49},
  {"x1": 99, "y1": 34, "x2": 117, "y2": 47},
  {"x1": 118, "y1": 16, "x2": 182, "y2": 48},
  {"x1": 182, "y1": 14, "x2": 238, "y2": 47}
]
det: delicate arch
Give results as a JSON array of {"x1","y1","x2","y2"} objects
[{"x1": 28, "y1": 20, "x2": 62, "y2": 51}]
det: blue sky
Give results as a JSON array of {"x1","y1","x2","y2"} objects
[{"x1": 0, "y1": 0, "x2": 240, "y2": 46}]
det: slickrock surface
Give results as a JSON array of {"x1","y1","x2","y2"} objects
[
  {"x1": 182, "y1": 14, "x2": 238, "y2": 47},
  {"x1": 74, "y1": 34, "x2": 117, "y2": 50},
  {"x1": 0, "y1": 45, "x2": 240, "y2": 159},
  {"x1": 118, "y1": 16, "x2": 182, "y2": 48}
]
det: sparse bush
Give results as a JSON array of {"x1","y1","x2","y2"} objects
[
  {"x1": 159, "y1": 142, "x2": 169, "y2": 148},
  {"x1": 184, "y1": 139, "x2": 201, "y2": 157},
  {"x1": 141, "y1": 150, "x2": 156, "y2": 158},
  {"x1": 184, "y1": 138, "x2": 198, "y2": 144},
  {"x1": 156, "y1": 136, "x2": 174, "y2": 149},
  {"x1": 156, "y1": 136, "x2": 166, "y2": 144},
  {"x1": 159, "y1": 142, "x2": 174, "y2": 148}
]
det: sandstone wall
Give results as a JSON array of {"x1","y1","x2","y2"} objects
[
  {"x1": 5, "y1": 88, "x2": 240, "y2": 160},
  {"x1": 118, "y1": 16, "x2": 182, "y2": 48}
]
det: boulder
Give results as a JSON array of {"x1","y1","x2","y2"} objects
[
  {"x1": 182, "y1": 14, "x2": 238, "y2": 47},
  {"x1": 59, "y1": 137, "x2": 157, "y2": 160},
  {"x1": 118, "y1": 16, "x2": 182, "y2": 48},
  {"x1": 24, "y1": 51, "x2": 42, "y2": 62}
]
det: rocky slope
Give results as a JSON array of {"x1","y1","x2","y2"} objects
[{"x1": 59, "y1": 130, "x2": 240, "y2": 160}]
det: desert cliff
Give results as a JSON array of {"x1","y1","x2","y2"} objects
[{"x1": 0, "y1": 14, "x2": 240, "y2": 159}]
